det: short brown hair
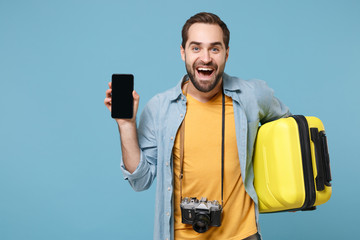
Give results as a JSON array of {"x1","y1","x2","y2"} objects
[{"x1": 181, "y1": 12, "x2": 230, "y2": 49}]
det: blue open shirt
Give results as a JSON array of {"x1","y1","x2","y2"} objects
[{"x1": 120, "y1": 73, "x2": 290, "y2": 240}]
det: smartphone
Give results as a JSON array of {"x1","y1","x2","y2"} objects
[{"x1": 111, "y1": 74, "x2": 134, "y2": 119}]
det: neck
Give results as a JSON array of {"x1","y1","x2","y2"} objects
[{"x1": 186, "y1": 78, "x2": 223, "y2": 103}]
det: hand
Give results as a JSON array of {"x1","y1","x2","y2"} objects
[{"x1": 104, "y1": 81, "x2": 140, "y2": 126}]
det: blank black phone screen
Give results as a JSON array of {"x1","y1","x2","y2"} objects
[{"x1": 111, "y1": 74, "x2": 134, "y2": 119}]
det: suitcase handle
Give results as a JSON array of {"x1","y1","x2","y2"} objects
[
  {"x1": 310, "y1": 128, "x2": 332, "y2": 191},
  {"x1": 320, "y1": 131, "x2": 332, "y2": 185}
]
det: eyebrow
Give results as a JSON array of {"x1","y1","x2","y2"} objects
[{"x1": 188, "y1": 41, "x2": 224, "y2": 47}]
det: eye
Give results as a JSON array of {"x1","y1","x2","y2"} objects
[
  {"x1": 192, "y1": 46, "x2": 200, "y2": 52},
  {"x1": 211, "y1": 47, "x2": 219, "y2": 52}
]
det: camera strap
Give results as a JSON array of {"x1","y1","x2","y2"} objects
[{"x1": 179, "y1": 82, "x2": 225, "y2": 206}]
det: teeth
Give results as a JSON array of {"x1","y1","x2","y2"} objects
[{"x1": 197, "y1": 68, "x2": 213, "y2": 71}]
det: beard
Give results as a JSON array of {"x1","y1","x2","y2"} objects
[{"x1": 185, "y1": 59, "x2": 225, "y2": 93}]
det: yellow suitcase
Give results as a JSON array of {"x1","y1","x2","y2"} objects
[{"x1": 253, "y1": 115, "x2": 332, "y2": 213}]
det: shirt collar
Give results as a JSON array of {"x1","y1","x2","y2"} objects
[
  {"x1": 169, "y1": 75, "x2": 188, "y2": 101},
  {"x1": 223, "y1": 73, "x2": 242, "y2": 92}
]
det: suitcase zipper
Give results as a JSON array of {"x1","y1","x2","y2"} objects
[{"x1": 292, "y1": 115, "x2": 316, "y2": 210}]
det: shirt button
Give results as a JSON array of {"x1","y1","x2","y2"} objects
[
  {"x1": 166, "y1": 162, "x2": 169, "y2": 166},
  {"x1": 168, "y1": 187, "x2": 171, "y2": 191},
  {"x1": 166, "y1": 238, "x2": 169, "y2": 240},
  {"x1": 180, "y1": 113, "x2": 184, "y2": 118},
  {"x1": 170, "y1": 136, "x2": 174, "y2": 140},
  {"x1": 181, "y1": 96, "x2": 184, "y2": 100},
  {"x1": 166, "y1": 212, "x2": 170, "y2": 216}
]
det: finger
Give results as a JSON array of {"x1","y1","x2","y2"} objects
[
  {"x1": 104, "y1": 97, "x2": 112, "y2": 106},
  {"x1": 108, "y1": 82, "x2": 112, "y2": 89},
  {"x1": 104, "y1": 97, "x2": 112, "y2": 103},
  {"x1": 132, "y1": 90, "x2": 140, "y2": 117},
  {"x1": 106, "y1": 88, "x2": 112, "y2": 98},
  {"x1": 104, "y1": 97, "x2": 112, "y2": 111},
  {"x1": 133, "y1": 90, "x2": 140, "y2": 101}
]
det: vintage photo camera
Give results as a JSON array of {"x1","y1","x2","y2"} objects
[{"x1": 180, "y1": 197, "x2": 222, "y2": 233}]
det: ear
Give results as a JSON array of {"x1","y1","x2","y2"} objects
[
  {"x1": 180, "y1": 45, "x2": 185, "y2": 62},
  {"x1": 225, "y1": 47, "x2": 229, "y2": 62}
]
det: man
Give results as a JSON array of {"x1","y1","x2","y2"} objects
[{"x1": 104, "y1": 12, "x2": 290, "y2": 240}]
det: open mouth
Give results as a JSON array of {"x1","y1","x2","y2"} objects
[{"x1": 196, "y1": 67, "x2": 215, "y2": 78}]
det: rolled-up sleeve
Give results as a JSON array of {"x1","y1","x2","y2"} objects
[{"x1": 255, "y1": 80, "x2": 291, "y2": 124}]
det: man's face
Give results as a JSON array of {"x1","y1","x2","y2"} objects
[{"x1": 181, "y1": 23, "x2": 229, "y2": 93}]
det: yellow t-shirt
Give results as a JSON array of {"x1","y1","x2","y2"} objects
[{"x1": 173, "y1": 91, "x2": 257, "y2": 240}]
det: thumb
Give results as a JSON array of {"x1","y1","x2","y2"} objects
[{"x1": 132, "y1": 90, "x2": 140, "y2": 117}]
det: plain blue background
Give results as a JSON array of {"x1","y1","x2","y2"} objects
[{"x1": 1, "y1": 0, "x2": 359, "y2": 239}]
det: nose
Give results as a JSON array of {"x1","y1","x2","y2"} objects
[{"x1": 200, "y1": 50, "x2": 211, "y2": 64}]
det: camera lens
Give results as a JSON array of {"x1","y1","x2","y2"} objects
[{"x1": 192, "y1": 213, "x2": 210, "y2": 233}]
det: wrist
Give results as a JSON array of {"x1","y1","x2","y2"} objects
[{"x1": 116, "y1": 119, "x2": 137, "y2": 130}]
